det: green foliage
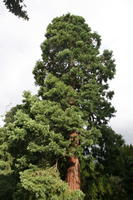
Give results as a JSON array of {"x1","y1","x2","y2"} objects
[
  {"x1": 0, "y1": 91, "x2": 87, "y2": 199},
  {"x1": 3, "y1": 0, "x2": 28, "y2": 20},
  {"x1": 17, "y1": 166, "x2": 84, "y2": 200},
  {"x1": 121, "y1": 145, "x2": 133, "y2": 200},
  {"x1": 84, "y1": 126, "x2": 133, "y2": 200},
  {"x1": 33, "y1": 13, "x2": 116, "y2": 126},
  {"x1": 0, "y1": 128, "x2": 13, "y2": 175},
  {"x1": 0, "y1": 174, "x2": 17, "y2": 200},
  {"x1": 92, "y1": 126, "x2": 125, "y2": 175}
]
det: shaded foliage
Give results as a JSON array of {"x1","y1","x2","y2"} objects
[{"x1": 3, "y1": 0, "x2": 28, "y2": 20}]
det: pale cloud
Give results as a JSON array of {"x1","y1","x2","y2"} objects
[{"x1": 0, "y1": 0, "x2": 133, "y2": 144}]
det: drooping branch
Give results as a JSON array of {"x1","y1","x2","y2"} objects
[{"x1": 3, "y1": 0, "x2": 29, "y2": 20}]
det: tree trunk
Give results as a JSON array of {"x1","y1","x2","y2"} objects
[{"x1": 66, "y1": 132, "x2": 81, "y2": 190}]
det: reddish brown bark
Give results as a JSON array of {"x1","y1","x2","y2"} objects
[
  {"x1": 66, "y1": 132, "x2": 81, "y2": 190},
  {"x1": 66, "y1": 156, "x2": 80, "y2": 190}
]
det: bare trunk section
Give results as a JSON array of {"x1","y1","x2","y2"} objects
[
  {"x1": 66, "y1": 132, "x2": 81, "y2": 190},
  {"x1": 66, "y1": 156, "x2": 80, "y2": 190}
]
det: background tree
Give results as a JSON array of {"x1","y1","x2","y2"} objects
[
  {"x1": 85, "y1": 127, "x2": 133, "y2": 200},
  {"x1": 92, "y1": 126, "x2": 125, "y2": 176},
  {"x1": 2, "y1": 0, "x2": 28, "y2": 20},
  {"x1": 121, "y1": 144, "x2": 133, "y2": 200},
  {"x1": 84, "y1": 126, "x2": 127, "y2": 200}
]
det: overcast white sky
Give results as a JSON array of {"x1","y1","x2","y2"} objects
[{"x1": 0, "y1": 0, "x2": 133, "y2": 144}]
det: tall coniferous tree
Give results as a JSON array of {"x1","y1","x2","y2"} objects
[
  {"x1": 0, "y1": 14, "x2": 116, "y2": 199},
  {"x1": 33, "y1": 14, "x2": 116, "y2": 190}
]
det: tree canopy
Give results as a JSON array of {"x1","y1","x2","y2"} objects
[{"x1": 33, "y1": 14, "x2": 116, "y2": 125}]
